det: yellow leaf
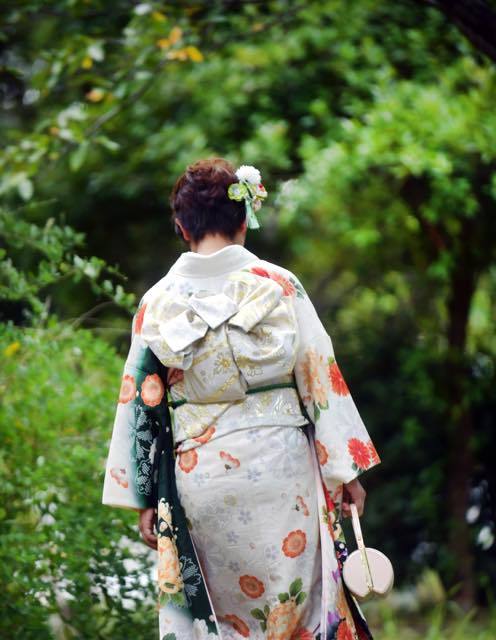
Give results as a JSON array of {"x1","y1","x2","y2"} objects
[
  {"x1": 166, "y1": 49, "x2": 188, "y2": 61},
  {"x1": 81, "y1": 56, "x2": 93, "y2": 69},
  {"x1": 168, "y1": 26, "x2": 183, "y2": 45},
  {"x1": 4, "y1": 341, "x2": 21, "y2": 357},
  {"x1": 156, "y1": 38, "x2": 170, "y2": 49},
  {"x1": 152, "y1": 11, "x2": 167, "y2": 22},
  {"x1": 49, "y1": 126, "x2": 60, "y2": 136},
  {"x1": 86, "y1": 88, "x2": 105, "y2": 102},
  {"x1": 185, "y1": 46, "x2": 203, "y2": 62}
]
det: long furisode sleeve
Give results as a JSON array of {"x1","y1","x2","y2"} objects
[
  {"x1": 101, "y1": 297, "x2": 167, "y2": 511},
  {"x1": 291, "y1": 278, "x2": 381, "y2": 491}
]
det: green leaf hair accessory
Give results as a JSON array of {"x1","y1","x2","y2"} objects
[{"x1": 227, "y1": 164, "x2": 268, "y2": 229}]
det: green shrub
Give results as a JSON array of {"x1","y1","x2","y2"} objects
[{"x1": 0, "y1": 321, "x2": 157, "y2": 639}]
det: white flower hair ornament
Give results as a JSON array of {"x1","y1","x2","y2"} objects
[{"x1": 227, "y1": 165, "x2": 268, "y2": 229}]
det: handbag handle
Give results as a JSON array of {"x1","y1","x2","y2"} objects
[{"x1": 349, "y1": 502, "x2": 374, "y2": 592}]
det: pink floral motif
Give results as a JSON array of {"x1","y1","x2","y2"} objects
[
  {"x1": 220, "y1": 450, "x2": 241, "y2": 470},
  {"x1": 223, "y1": 614, "x2": 250, "y2": 637},
  {"x1": 178, "y1": 448, "x2": 198, "y2": 473},
  {"x1": 141, "y1": 373, "x2": 164, "y2": 407},
  {"x1": 194, "y1": 425, "x2": 216, "y2": 444},
  {"x1": 239, "y1": 574, "x2": 265, "y2": 599},
  {"x1": 282, "y1": 530, "x2": 307, "y2": 558},
  {"x1": 119, "y1": 374, "x2": 136, "y2": 403},
  {"x1": 110, "y1": 467, "x2": 128, "y2": 488},
  {"x1": 296, "y1": 495, "x2": 310, "y2": 516},
  {"x1": 134, "y1": 303, "x2": 147, "y2": 335}
]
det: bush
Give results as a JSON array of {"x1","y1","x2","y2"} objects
[{"x1": 0, "y1": 321, "x2": 157, "y2": 639}]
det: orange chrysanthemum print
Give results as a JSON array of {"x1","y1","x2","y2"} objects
[
  {"x1": 239, "y1": 574, "x2": 265, "y2": 599},
  {"x1": 312, "y1": 383, "x2": 328, "y2": 407},
  {"x1": 328, "y1": 359, "x2": 350, "y2": 396},
  {"x1": 119, "y1": 374, "x2": 136, "y2": 403},
  {"x1": 348, "y1": 438, "x2": 371, "y2": 469},
  {"x1": 141, "y1": 373, "x2": 164, "y2": 407},
  {"x1": 250, "y1": 266, "x2": 296, "y2": 296},
  {"x1": 194, "y1": 425, "x2": 216, "y2": 444},
  {"x1": 224, "y1": 614, "x2": 250, "y2": 637},
  {"x1": 220, "y1": 450, "x2": 241, "y2": 470},
  {"x1": 250, "y1": 266, "x2": 271, "y2": 279},
  {"x1": 300, "y1": 348, "x2": 319, "y2": 392},
  {"x1": 178, "y1": 448, "x2": 198, "y2": 473},
  {"x1": 282, "y1": 530, "x2": 307, "y2": 558},
  {"x1": 157, "y1": 535, "x2": 183, "y2": 595},
  {"x1": 134, "y1": 303, "x2": 147, "y2": 335},
  {"x1": 337, "y1": 619, "x2": 354, "y2": 640},
  {"x1": 368, "y1": 440, "x2": 381, "y2": 465},
  {"x1": 296, "y1": 495, "x2": 310, "y2": 516},
  {"x1": 270, "y1": 272, "x2": 296, "y2": 297},
  {"x1": 300, "y1": 348, "x2": 329, "y2": 407},
  {"x1": 315, "y1": 440, "x2": 329, "y2": 466}
]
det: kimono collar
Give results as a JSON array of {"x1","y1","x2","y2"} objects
[{"x1": 171, "y1": 244, "x2": 259, "y2": 278}]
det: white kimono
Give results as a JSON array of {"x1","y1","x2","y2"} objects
[{"x1": 102, "y1": 244, "x2": 381, "y2": 640}]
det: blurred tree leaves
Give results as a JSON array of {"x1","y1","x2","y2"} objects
[{"x1": 1, "y1": 0, "x2": 496, "y2": 628}]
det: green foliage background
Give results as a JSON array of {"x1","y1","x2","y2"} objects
[{"x1": 1, "y1": 1, "x2": 496, "y2": 637}]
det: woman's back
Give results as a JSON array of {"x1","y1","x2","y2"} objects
[
  {"x1": 101, "y1": 158, "x2": 381, "y2": 640},
  {"x1": 139, "y1": 244, "x2": 309, "y2": 450}
]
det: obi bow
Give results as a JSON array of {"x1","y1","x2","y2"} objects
[{"x1": 140, "y1": 271, "x2": 299, "y2": 404}]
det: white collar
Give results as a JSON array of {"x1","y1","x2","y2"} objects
[{"x1": 171, "y1": 244, "x2": 259, "y2": 278}]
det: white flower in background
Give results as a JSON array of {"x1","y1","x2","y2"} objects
[
  {"x1": 477, "y1": 525, "x2": 494, "y2": 550},
  {"x1": 235, "y1": 165, "x2": 261, "y2": 185},
  {"x1": 466, "y1": 505, "x2": 480, "y2": 523},
  {"x1": 134, "y1": 3, "x2": 152, "y2": 15}
]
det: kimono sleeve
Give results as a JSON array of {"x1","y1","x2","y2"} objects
[
  {"x1": 101, "y1": 298, "x2": 167, "y2": 511},
  {"x1": 291, "y1": 277, "x2": 381, "y2": 488}
]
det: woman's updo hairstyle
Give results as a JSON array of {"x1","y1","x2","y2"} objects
[{"x1": 170, "y1": 157, "x2": 246, "y2": 243}]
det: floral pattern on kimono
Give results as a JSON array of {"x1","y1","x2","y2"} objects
[
  {"x1": 102, "y1": 303, "x2": 220, "y2": 637},
  {"x1": 102, "y1": 244, "x2": 381, "y2": 640},
  {"x1": 101, "y1": 306, "x2": 164, "y2": 511},
  {"x1": 245, "y1": 263, "x2": 380, "y2": 639}
]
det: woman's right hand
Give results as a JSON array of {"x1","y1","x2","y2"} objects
[
  {"x1": 138, "y1": 508, "x2": 158, "y2": 550},
  {"x1": 342, "y1": 478, "x2": 366, "y2": 518}
]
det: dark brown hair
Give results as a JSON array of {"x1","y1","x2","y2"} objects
[{"x1": 170, "y1": 157, "x2": 246, "y2": 243}]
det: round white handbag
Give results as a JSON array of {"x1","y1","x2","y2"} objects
[{"x1": 342, "y1": 503, "x2": 394, "y2": 602}]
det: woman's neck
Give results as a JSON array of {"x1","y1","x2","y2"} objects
[{"x1": 190, "y1": 234, "x2": 242, "y2": 255}]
